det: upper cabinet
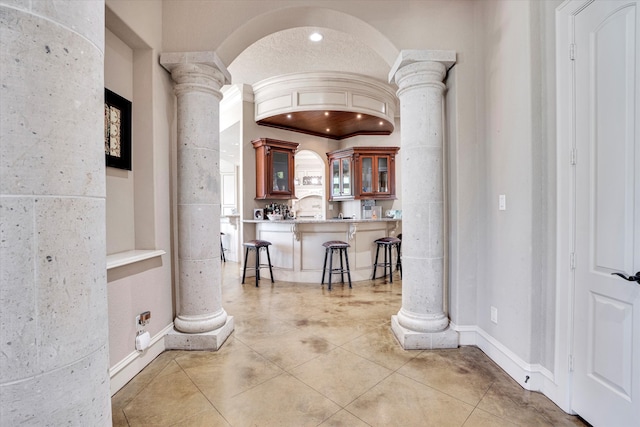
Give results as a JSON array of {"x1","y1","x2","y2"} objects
[
  {"x1": 252, "y1": 138, "x2": 299, "y2": 200},
  {"x1": 327, "y1": 147, "x2": 399, "y2": 201},
  {"x1": 327, "y1": 150, "x2": 353, "y2": 200}
]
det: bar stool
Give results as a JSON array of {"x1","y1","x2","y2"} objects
[
  {"x1": 372, "y1": 236, "x2": 402, "y2": 283},
  {"x1": 241, "y1": 240, "x2": 274, "y2": 287},
  {"x1": 321, "y1": 240, "x2": 352, "y2": 291},
  {"x1": 220, "y1": 232, "x2": 226, "y2": 262}
]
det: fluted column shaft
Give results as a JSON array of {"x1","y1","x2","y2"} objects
[
  {"x1": 389, "y1": 50, "x2": 458, "y2": 349},
  {"x1": 161, "y1": 53, "x2": 233, "y2": 346}
]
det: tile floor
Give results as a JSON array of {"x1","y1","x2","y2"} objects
[{"x1": 112, "y1": 262, "x2": 588, "y2": 427}]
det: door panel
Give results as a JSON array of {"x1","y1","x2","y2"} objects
[
  {"x1": 590, "y1": 293, "x2": 633, "y2": 398},
  {"x1": 572, "y1": 1, "x2": 640, "y2": 426},
  {"x1": 591, "y1": 3, "x2": 637, "y2": 273}
]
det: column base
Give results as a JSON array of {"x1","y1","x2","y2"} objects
[
  {"x1": 391, "y1": 315, "x2": 458, "y2": 350},
  {"x1": 165, "y1": 316, "x2": 234, "y2": 351}
]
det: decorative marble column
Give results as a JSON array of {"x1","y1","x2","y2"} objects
[
  {"x1": 388, "y1": 50, "x2": 458, "y2": 349},
  {"x1": 160, "y1": 52, "x2": 234, "y2": 350},
  {"x1": 0, "y1": 1, "x2": 111, "y2": 424}
]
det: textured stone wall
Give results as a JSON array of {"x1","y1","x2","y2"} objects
[{"x1": 0, "y1": 1, "x2": 111, "y2": 424}]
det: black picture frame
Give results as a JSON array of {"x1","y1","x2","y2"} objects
[{"x1": 105, "y1": 88, "x2": 132, "y2": 170}]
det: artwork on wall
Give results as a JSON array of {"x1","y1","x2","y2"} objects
[
  {"x1": 253, "y1": 208, "x2": 264, "y2": 220},
  {"x1": 105, "y1": 88, "x2": 132, "y2": 170}
]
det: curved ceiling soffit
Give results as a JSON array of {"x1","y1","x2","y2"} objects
[{"x1": 216, "y1": 6, "x2": 399, "y2": 69}]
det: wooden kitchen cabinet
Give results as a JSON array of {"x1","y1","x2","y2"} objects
[
  {"x1": 327, "y1": 146, "x2": 399, "y2": 200},
  {"x1": 252, "y1": 138, "x2": 299, "y2": 200}
]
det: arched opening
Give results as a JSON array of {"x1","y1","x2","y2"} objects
[
  {"x1": 293, "y1": 150, "x2": 326, "y2": 219},
  {"x1": 217, "y1": 7, "x2": 399, "y2": 68},
  {"x1": 217, "y1": 7, "x2": 402, "y2": 265}
]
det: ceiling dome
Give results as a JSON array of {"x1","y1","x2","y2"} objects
[{"x1": 252, "y1": 71, "x2": 397, "y2": 140}]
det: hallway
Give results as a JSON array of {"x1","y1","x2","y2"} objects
[{"x1": 111, "y1": 264, "x2": 586, "y2": 427}]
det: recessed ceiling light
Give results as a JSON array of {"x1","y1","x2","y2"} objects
[
  {"x1": 309, "y1": 32, "x2": 323, "y2": 42},
  {"x1": 357, "y1": 114, "x2": 362, "y2": 119},
  {"x1": 287, "y1": 114, "x2": 292, "y2": 119},
  {"x1": 326, "y1": 128, "x2": 331, "y2": 132},
  {"x1": 324, "y1": 111, "x2": 329, "y2": 116},
  {"x1": 379, "y1": 121, "x2": 384, "y2": 125}
]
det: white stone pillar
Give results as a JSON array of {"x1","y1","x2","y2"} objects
[
  {"x1": 0, "y1": 1, "x2": 111, "y2": 424},
  {"x1": 389, "y1": 50, "x2": 458, "y2": 349},
  {"x1": 160, "y1": 52, "x2": 234, "y2": 350}
]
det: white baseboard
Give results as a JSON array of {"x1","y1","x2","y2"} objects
[
  {"x1": 450, "y1": 322, "x2": 561, "y2": 407},
  {"x1": 109, "y1": 323, "x2": 174, "y2": 396}
]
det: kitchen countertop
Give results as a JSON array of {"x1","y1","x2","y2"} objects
[{"x1": 243, "y1": 218, "x2": 401, "y2": 224}]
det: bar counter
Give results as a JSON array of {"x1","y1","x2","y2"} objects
[{"x1": 243, "y1": 218, "x2": 402, "y2": 283}]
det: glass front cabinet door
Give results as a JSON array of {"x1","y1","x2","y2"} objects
[
  {"x1": 252, "y1": 138, "x2": 299, "y2": 200},
  {"x1": 358, "y1": 153, "x2": 393, "y2": 197},
  {"x1": 328, "y1": 154, "x2": 353, "y2": 200},
  {"x1": 327, "y1": 146, "x2": 398, "y2": 201}
]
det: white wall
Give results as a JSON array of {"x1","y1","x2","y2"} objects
[
  {"x1": 474, "y1": 0, "x2": 561, "y2": 372},
  {"x1": 105, "y1": 29, "x2": 135, "y2": 255},
  {"x1": 538, "y1": 0, "x2": 563, "y2": 370},
  {"x1": 477, "y1": 0, "x2": 535, "y2": 362},
  {"x1": 105, "y1": 0, "x2": 175, "y2": 394}
]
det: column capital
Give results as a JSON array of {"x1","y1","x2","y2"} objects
[
  {"x1": 388, "y1": 49, "x2": 456, "y2": 85},
  {"x1": 160, "y1": 51, "x2": 231, "y2": 94}
]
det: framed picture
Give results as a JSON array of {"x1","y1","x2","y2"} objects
[
  {"x1": 105, "y1": 88, "x2": 132, "y2": 170},
  {"x1": 253, "y1": 208, "x2": 264, "y2": 220}
]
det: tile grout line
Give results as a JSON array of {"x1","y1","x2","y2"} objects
[{"x1": 173, "y1": 353, "x2": 236, "y2": 426}]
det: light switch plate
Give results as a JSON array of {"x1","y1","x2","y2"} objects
[
  {"x1": 499, "y1": 194, "x2": 506, "y2": 211},
  {"x1": 491, "y1": 306, "x2": 498, "y2": 324}
]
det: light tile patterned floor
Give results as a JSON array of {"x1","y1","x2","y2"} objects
[{"x1": 112, "y1": 262, "x2": 588, "y2": 427}]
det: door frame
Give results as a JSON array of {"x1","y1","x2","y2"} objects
[{"x1": 554, "y1": 0, "x2": 595, "y2": 414}]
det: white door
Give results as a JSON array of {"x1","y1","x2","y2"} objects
[{"x1": 572, "y1": 1, "x2": 640, "y2": 426}]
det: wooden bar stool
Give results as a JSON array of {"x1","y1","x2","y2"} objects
[
  {"x1": 372, "y1": 236, "x2": 402, "y2": 283},
  {"x1": 321, "y1": 240, "x2": 352, "y2": 291},
  {"x1": 241, "y1": 240, "x2": 274, "y2": 287}
]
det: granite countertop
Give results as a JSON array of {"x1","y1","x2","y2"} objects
[{"x1": 243, "y1": 218, "x2": 401, "y2": 224}]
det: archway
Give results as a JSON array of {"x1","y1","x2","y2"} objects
[
  {"x1": 216, "y1": 6, "x2": 399, "y2": 68},
  {"x1": 293, "y1": 150, "x2": 326, "y2": 219}
]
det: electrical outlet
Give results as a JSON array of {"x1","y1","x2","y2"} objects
[
  {"x1": 140, "y1": 311, "x2": 151, "y2": 324},
  {"x1": 136, "y1": 311, "x2": 151, "y2": 328},
  {"x1": 491, "y1": 306, "x2": 498, "y2": 324}
]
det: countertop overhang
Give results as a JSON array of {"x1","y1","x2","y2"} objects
[{"x1": 243, "y1": 218, "x2": 401, "y2": 224}]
